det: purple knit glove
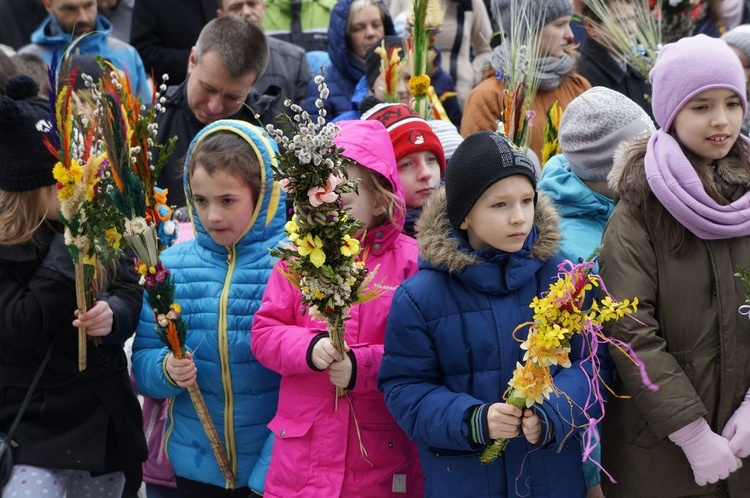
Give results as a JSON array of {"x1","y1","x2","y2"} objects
[
  {"x1": 668, "y1": 418, "x2": 742, "y2": 486},
  {"x1": 721, "y1": 389, "x2": 750, "y2": 458}
]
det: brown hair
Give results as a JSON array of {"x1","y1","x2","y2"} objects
[
  {"x1": 0, "y1": 186, "x2": 50, "y2": 245},
  {"x1": 187, "y1": 131, "x2": 262, "y2": 202},
  {"x1": 345, "y1": 160, "x2": 403, "y2": 228}
]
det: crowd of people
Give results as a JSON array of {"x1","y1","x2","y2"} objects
[{"x1": 2, "y1": 0, "x2": 750, "y2": 497}]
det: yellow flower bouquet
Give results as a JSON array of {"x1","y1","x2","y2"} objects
[{"x1": 480, "y1": 260, "x2": 654, "y2": 464}]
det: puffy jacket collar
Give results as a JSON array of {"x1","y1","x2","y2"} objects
[
  {"x1": 538, "y1": 154, "x2": 613, "y2": 222},
  {"x1": 182, "y1": 120, "x2": 286, "y2": 257},
  {"x1": 415, "y1": 189, "x2": 561, "y2": 292},
  {"x1": 327, "y1": 0, "x2": 395, "y2": 85},
  {"x1": 31, "y1": 15, "x2": 112, "y2": 47}
]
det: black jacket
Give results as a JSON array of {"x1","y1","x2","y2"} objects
[
  {"x1": 155, "y1": 80, "x2": 283, "y2": 207},
  {"x1": 0, "y1": 225, "x2": 147, "y2": 493},
  {"x1": 130, "y1": 0, "x2": 217, "y2": 84},
  {"x1": 0, "y1": 0, "x2": 47, "y2": 50},
  {"x1": 576, "y1": 37, "x2": 653, "y2": 121},
  {"x1": 257, "y1": 35, "x2": 312, "y2": 106}
]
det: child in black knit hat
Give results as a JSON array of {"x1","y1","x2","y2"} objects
[
  {"x1": 380, "y1": 131, "x2": 609, "y2": 497},
  {"x1": 0, "y1": 75, "x2": 147, "y2": 496}
]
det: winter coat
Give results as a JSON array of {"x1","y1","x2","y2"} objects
[
  {"x1": 263, "y1": 0, "x2": 336, "y2": 52},
  {"x1": 303, "y1": 0, "x2": 395, "y2": 121},
  {"x1": 461, "y1": 71, "x2": 591, "y2": 160},
  {"x1": 538, "y1": 154, "x2": 613, "y2": 265},
  {"x1": 378, "y1": 190, "x2": 608, "y2": 498},
  {"x1": 257, "y1": 35, "x2": 312, "y2": 107},
  {"x1": 389, "y1": 0, "x2": 493, "y2": 108},
  {"x1": 19, "y1": 14, "x2": 151, "y2": 102},
  {"x1": 0, "y1": 224, "x2": 147, "y2": 494},
  {"x1": 132, "y1": 121, "x2": 286, "y2": 490},
  {"x1": 251, "y1": 122, "x2": 423, "y2": 497},
  {"x1": 153, "y1": 80, "x2": 283, "y2": 208},
  {"x1": 576, "y1": 38, "x2": 653, "y2": 121},
  {"x1": 0, "y1": 0, "x2": 46, "y2": 51},
  {"x1": 130, "y1": 0, "x2": 216, "y2": 85},
  {"x1": 598, "y1": 138, "x2": 750, "y2": 497}
]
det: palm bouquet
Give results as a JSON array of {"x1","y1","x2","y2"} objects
[
  {"x1": 480, "y1": 260, "x2": 656, "y2": 464},
  {"x1": 584, "y1": 0, "x2": 662, "y2": 80},
  {"x1": 404, "y1": 0, "x2": 443, "y2": 119},
  {"x1": 651, "y1": 0, "x2": 703, "y2": 43},
  {"x1": 540, "y1": 101, "x2": 562, "y2": 166},
  {"x1": 91, "y1": 62, "x2": 235, "y2": 487},
  {"x1": 42, "y1": 54, "x2": 124, "y2": 371},
  {"x1": 490, "y1": 0, "x2": 546, "y2": 151},
  {"x1": 374, "y1": 38, "x2": 405, "y2": 104},
  {"x1": 264, "y1": 75, "x2": 379, "y2": 403}
]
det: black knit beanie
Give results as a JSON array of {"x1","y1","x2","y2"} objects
[
  {"x1": 445, "y1": 131, "x2": 537, "y2": 232},
  {"x1": 0, "y1": 75, "x2": 56, "y2": 192}
]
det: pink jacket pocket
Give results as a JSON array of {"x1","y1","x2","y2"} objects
[{"x1": 266, "y1": 413, "x2": 314, "y2": 493}]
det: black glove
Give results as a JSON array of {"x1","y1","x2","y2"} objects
[{"x1": 39, "y1": 232, "x2": 75, "y2": 281}]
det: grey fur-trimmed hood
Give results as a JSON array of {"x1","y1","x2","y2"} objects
[{"x1": 414, "y1": 188, "x2": 561, "y2": 273}]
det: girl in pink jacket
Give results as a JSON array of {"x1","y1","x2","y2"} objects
[{"x1": 251, "y1": 119, "x2": 424, "y2": 497}]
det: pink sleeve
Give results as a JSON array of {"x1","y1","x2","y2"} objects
[
  {"x1": 251, "y1": 263, "x2": 326, "y2": 376},
  {"x1": 350, "y1": 343, "x2": 385, "y2": 393}
]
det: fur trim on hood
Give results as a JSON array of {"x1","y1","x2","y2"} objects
[{"x1": 415, "y1": 188, "x2": 561, "y2": 273}]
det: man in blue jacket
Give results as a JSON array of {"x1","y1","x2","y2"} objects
[{"x1": 19, "y1": 0, "x2": 151, "y2": 102}]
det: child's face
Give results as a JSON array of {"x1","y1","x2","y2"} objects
[
  {"x1": 189, "y1": 165, "x2": 256, "y2": 247},
  {"x1": 340, "y1": 164, "x2": 378, "y2": 235},
  {"x1": 397, "y1": 151, "x2": 441, "y2": 209},
  {"x1": 672, "y1": 88, "x2": 743, "y2": 165},
  {"x1": 460, "y1": 175, "x2": 535, "y2": 252}
]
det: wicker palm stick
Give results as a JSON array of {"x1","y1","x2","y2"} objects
[
  {"x1": 74, "y1": 262, "x2": 88, "y2": 372},
  {"x1": 329, "y1": 316, "x2": 347, "y2": 407},
  {"x1": 186, "y1": 382, "x2": 236, "y2": 487},
  {"x1": 172, "y1": 341, "x2": 236, "y2": 487}
]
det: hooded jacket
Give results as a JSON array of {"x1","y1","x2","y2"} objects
[
  {"x1": 132, "y1": 120, "x2": 286, "y2": 490},
  {"x1": 378, "y1": 190, "x2": 607, "y2": 498},
  {"x1": 538, "y1": 154, "x2": 614, "y2": 265},
  {"x1": 599, "y1": 138, "x2": 750, "y2": 497},
  {"x1": 303, "y1": 0, "x2": 395, "y2": 121},
  {"x1": 0, "y1": 224, "x2": 147, "y2": 493},
  {"x1": 251, "y1": 120, "x2": 423, "y2": 497},
  {"x1": 19, "y1": 14, "x2": 151, "y2": 102}
]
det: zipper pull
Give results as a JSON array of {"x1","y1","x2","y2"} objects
[{"x1": 226, "y1": 249, "x2": 232, "y2": 265}]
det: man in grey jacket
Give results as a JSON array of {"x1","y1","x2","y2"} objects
[{"x1": 218, "y1": 0, "x2": 311, "y2": 108}]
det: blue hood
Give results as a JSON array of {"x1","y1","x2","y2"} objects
[{"x1": 538, "y1": 154, "x2": 613, "y2": 222}]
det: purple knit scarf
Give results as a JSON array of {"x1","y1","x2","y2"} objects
[{"x1": 644, "y1": 130, "x2": 750, "y2": 239}]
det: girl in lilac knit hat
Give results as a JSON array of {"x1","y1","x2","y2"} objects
[{"x1": 597, "y1": 34, "x2": 750, "y2": 497}]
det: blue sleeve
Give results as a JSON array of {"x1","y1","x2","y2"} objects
[
  {"x1": 248, "y1": 432, "x2": 274, "y2": 494},
  {"x1": 131, "y1": 291, "x2": 184, "y2": 399},
  {"x1": 378, "y1": 285, "x2": 483, "y2": 451}
]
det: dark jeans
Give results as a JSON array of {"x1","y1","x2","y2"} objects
[
  {"x1": 146, "y1": 483, "x2": 182, "y2": 498},
  {"x1": 175, "y1": 476, "x2": 259, "y2": 497}
]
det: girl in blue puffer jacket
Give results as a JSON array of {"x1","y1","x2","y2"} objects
[{"x1": 132, "y1": 120, "x2": 285, "y2": 497}]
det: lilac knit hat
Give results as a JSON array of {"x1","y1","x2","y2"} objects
[{"x1": 650, "y1": 34, "x2": 747, "y2": 131}]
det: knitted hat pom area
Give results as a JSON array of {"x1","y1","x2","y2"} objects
[{"x1": 0, "y1": 75, "x2": 56, "y2": 192}]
